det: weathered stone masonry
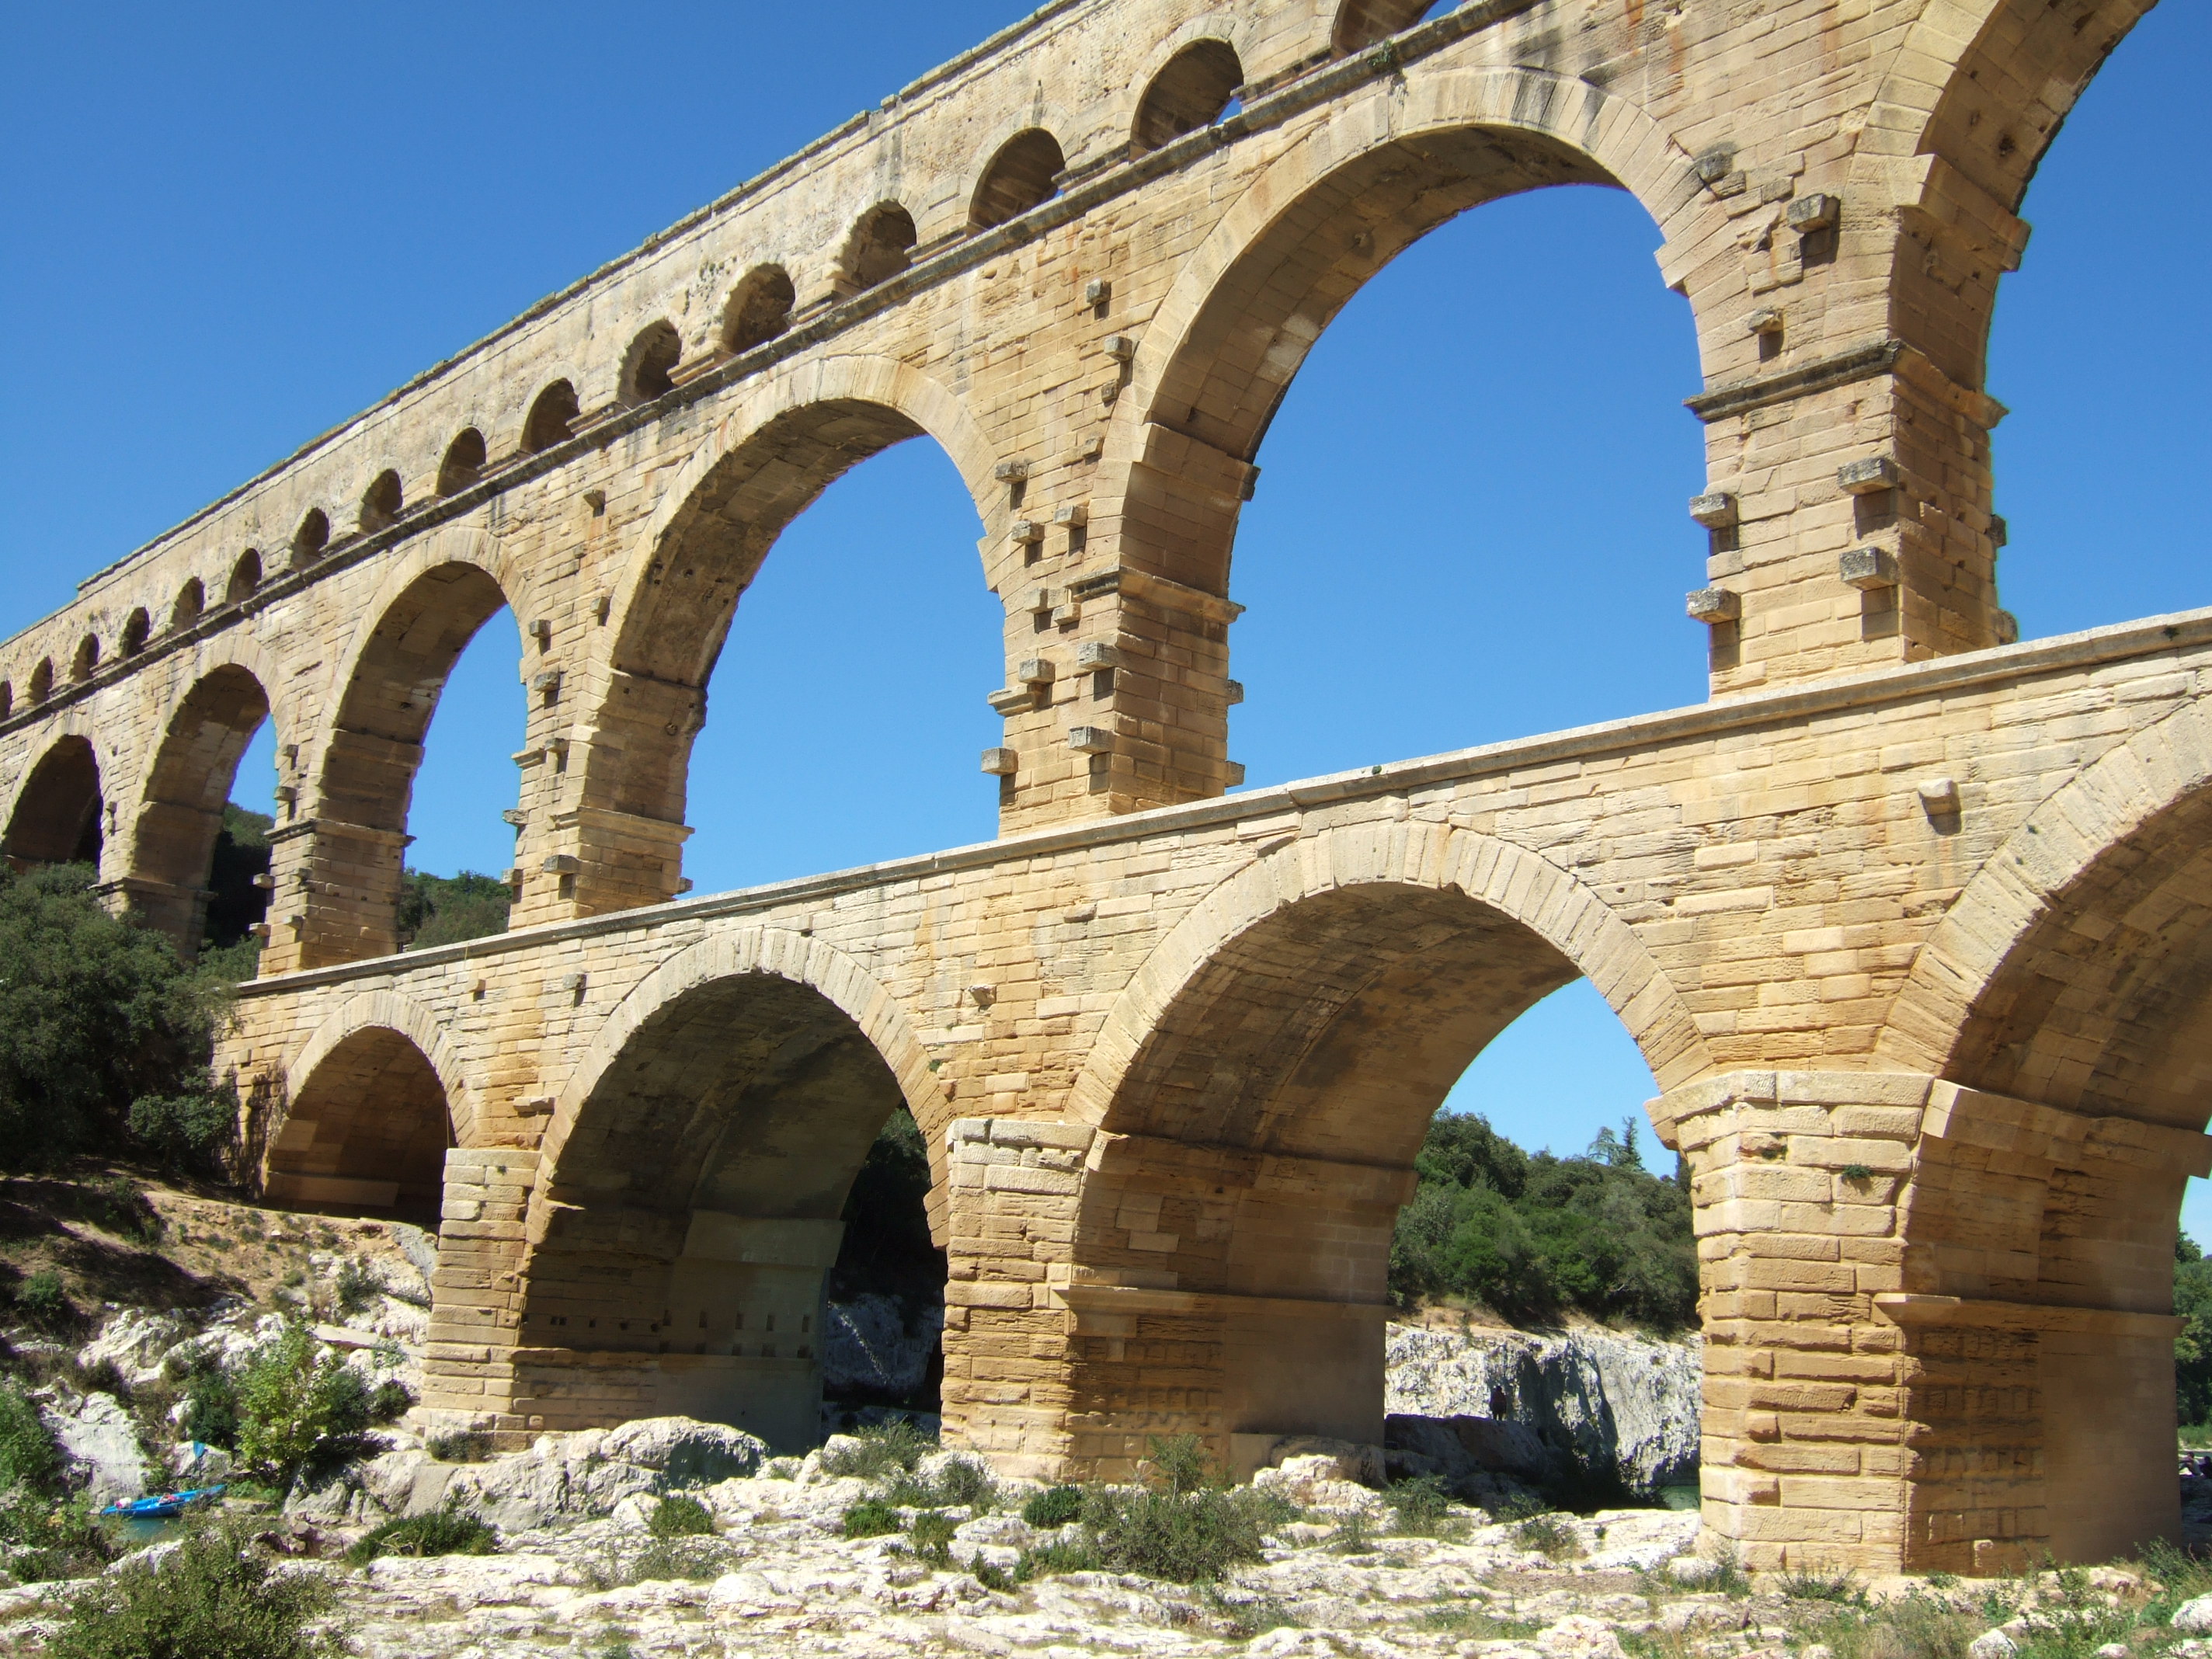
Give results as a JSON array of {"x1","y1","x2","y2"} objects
[{"x1": 0, "y1": 0, "x2": 2189, "y2": 1575}]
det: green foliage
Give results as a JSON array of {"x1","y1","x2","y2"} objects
[
  {"x1": 1779, "y1": 1565, "x2": 1865, "y2": 1603},
  {"x1": 1080, "y1": 1483, "x2": 1289, "y2": 1584},
  {"x1": 366, "y1": 1379, "x2": 414, "y2": 1424},
  {"x1": 202, "y1": 805, "x2": 273, "y2": 960},
  {"x1": 333, "y1": 1259, "x2": 377, "y2": 1318},
  {"x1": 0, "y1": 1376, "x2": 63, "y2": 1493},
  {"x1": 1512, "y1": 1512, "x2": 1583, "y2": 1560},
  {"x1": 179, "y1": 1358, "x2": 241, "y2": 1451},
  {"x1": 1389, "y1": 1111, "x2": 1698, "y2": 1329},
  {"x1": 909, "y1": 1508, "x2": 958, "y2": 1563},
  {"x1": 841, "y1": 1498, "x2": 903, "y2": 1538},
  {"x1": 345, "y1": 1509, "x2": 499, "y2": 1564},
  {"x1": 649, "y1": 1494, "x2": 718, "y2": 1538},
  {"x1": 2176, "y1": 1235, "x2": 2212, "y2": 1426},
  {"x1": 1022, "y1": 1485, "x2": 1086, "y2": 1528},
  {"x1": 820, "y1": 1417, "x2": 933, "y2": 1479},
  {"x1": 426, "y1": 1429, "x2": 497, "y2": 1462},
  {"x1": 51, "y1": 1519, "x2": 343, "y2": 1659},
  {"x1": 0, "y1": 1493, "x2": 115, "y2": 1580},
  {"x1": 234, "y1": 1323, "x2": 373, "y2": 1488},
  {"x1": 1380, "y1": 1474, "x2": 1456, "y2": 1534},
  {"x1": 396, "y1": 870, "x2": 512, "y2": 951},
  {"x1": 82, "y1": 1174, "x2": 165, "y2": 1243},
  {"x1": 888, "y1": 1453, "x2": 998, "y2": 1512},
  {"x1": 127, "y1": 1083, "x2": 238, "y2": 1175},
  {"x1": 14, "y1": 1264, "x2": 75, "y2": 1329},
  {"x1": 1143, "y1": 1433, "x2": 1212, "y2": 1495},
  {"x1": 0, "y1": 864, "x2": 233, "y2": 1173}
]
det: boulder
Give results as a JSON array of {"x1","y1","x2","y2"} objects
[
  {"x1": 1385, "y1": 1322, "x2": 1700, "y2": 1494},
  {"x1": 600, "y1": 1417, "x2": 766, "y2": 1486},
  {"x1": 40, "y1": 1391, "x2": 148, "y2": 1506},
  {"x1": 1969, "y1": 1632, "x2": 2019, "y2": 1659},
  {"x1": 78, "y1": 1310, "x2": 190, "y2": 1392},
  {"x1": 2175, "y1": 1598, "x2": 2212, "y2": 1636}
]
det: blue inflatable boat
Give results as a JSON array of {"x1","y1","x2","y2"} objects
[{"x1": 99, "y1": 1485, "x2": 225, "y2": 1520}]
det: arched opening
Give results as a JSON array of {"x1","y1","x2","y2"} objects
[
  {"x1": 721, "y1": 266, "x2": 795, "y2": 355},
  {"x1": 1069, "y1": 879, "x2": 1675, "y2": 1482},
  {"x1": 127, "y1": 664, "x2": 274, "y2": 960},
  {"x1": 1131, "y1": 40, "x2": 1243, "y2": 155},
  {"x1": 311, "y1": 563, "x2": 520, "y2": 962},
  {"x1": 436, "y1": 428, "x2": 487, "y2": 496},
  {"x1": 969, "y1": 129, "x2": 1065, "y2": 229},
  {"x1": 69, "y1": 635, "x2": 98, "y2": 682},
  {"x1": 359, "y1": 468, "x2": 404, "y2": 533},
  {"x1": 0, "y1": 683, "x2": 12, "y2": 719},
  {"x1": 837, "y1": 203, "x2": 916, "y2": 295},
  {"x1": 1907, "y1": 781, "x2": 2212, "y2": 1567},
  {"x1": 591, "y1": 399, "x2": 996, "y2": 892},
  {"x1": 3, "y1": 736, "x2": 104, "y2": 868},
  {"x1": 518, "y1": 970, "x2": 937, "y2": 1448},
  {"x1": 1136, "y1": 123, "x2": 1701, "y2": 786},
  {"x1": 27, "y1": 659, "x2": 54, "y2": 703},
  {"x1": 120, "y1": 608, "x2": 150, "y2": 657},
  {"x1": 291, "y1": 507, "x2": 329, "y2": 568},
  {"x1": 619, "y1": 321, "x2": 682, "y2": 404},
  {"x1": 265, "y1": 1027, "x2": 454, "y2": 1225},
  {"x1": 226, "y1": 550, "x2": 262, "y2": 605},
  {"x1": 169, "y1": 578, "x2": 205, "y2": 631},
  {"x1": 1332, "y1": 0, "x2": 1450, "y2": 55},
  {"x1": 1977, "y1": 1, "x2": 2205, "y2": 639},
  {"x1": 521, "y1": 380, "x2": 579, "y2": 454}
]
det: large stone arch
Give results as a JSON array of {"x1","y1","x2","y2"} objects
[
  {"x1": 287, "y1": 527, "x2": 528, "y2": 968},
  {"x1": 1053, "y1": 820, "x2": 1707, "y2": 1476},
  {"x1": 507, "y1": 927, "x2": 939, "y2": 1447},
  {"x1": 571, "y1": 357, "x2": 996, "y2": 886},
  {"x1": 1096, "y1": 60, "x2": 1718, "y2": 600},
  {"x1": 263, "y1": 993, "x2": 469, "y2": 1223}
]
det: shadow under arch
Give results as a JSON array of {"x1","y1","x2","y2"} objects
[
  {"x1": 1061, "y1": 825, "x2": 1707, "y2": 1476},
  {"x1": 308, "y1": 545, "x2": 526, "y2": 962},
  {"x1": 513, "y1": 930, "x2": 939, "y2": 1449},
  {"x1": 579, "y1": 359, "x2": 996, "y2": 886},
  {"x1": 3, "y1": 733, "x2": 105, "y2": 870},
  {"x1": 123, "y1": 661, "x2": 278, "y2": 955},
  {"x1": 266, "y1": 1017, "x2": 459, "y2": 1225},
  {"x1": 1099, "y1": 64, "x2": 1709, "y2": 600}
]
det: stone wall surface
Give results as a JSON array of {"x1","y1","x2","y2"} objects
[{"x1": 0, "y1": 0, "x2": 2193, "y2": 1577}]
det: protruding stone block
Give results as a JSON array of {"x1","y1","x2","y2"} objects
[
  {"x1": 1690, "y1": 492, "x2": 1738, "y2": 529},
  {"x1": 1838, "y1": 457, "x2": 1899, "y2": 495},
  {"x1": 1839, "y1": 547, "x2": 1899, "y2": 590},
  {"x1": 980, "y1": 747, "x2": 1018, "y2": 775},
  {"x1": 1687, "y1": 587, "x2": 1741, "y2": 623}
]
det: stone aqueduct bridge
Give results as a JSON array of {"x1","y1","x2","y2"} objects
[{"x1": 0, "y1": 0, "x2": 2185, "y2": 1575}]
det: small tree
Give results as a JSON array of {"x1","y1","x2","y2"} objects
[{"x1": 235, "y1": 1323, "x2": 373, "y2": 1488}]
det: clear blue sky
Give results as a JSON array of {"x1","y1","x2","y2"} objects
[{"x1": 2, "y1": 5, "x2": 2206, "y2": 1215}]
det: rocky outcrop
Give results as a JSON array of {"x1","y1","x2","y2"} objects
[
  {"x1": 1384, "y1": 1322, "x2": 1700, "y2": 1495},
  {"x1": 823, "y1": 1293, "x2": 941, "y2": 1401},
  {"x1": 36, "y1": 1389, "x2": 148, "y2": 1506}
]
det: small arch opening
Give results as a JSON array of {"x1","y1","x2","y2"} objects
[
  {"x1": 360, "y1": 468, "x2": 404, "y2": 534},
  {"x1": 292, "y1": 508, "x2": 329, "y2": 567},
  {"x1": 522, "y1": 381, "x2": 580, "y2": 454},
  {"x1": 266, "y1": 1027, "x2": 455, "y2": 1225},
  {"x1": 70, "y1": 635, "x2": 99, "y2": 683},
  {"x1": 170, "y1": 579, "x2": 205, "y2": 631},
  {"x1": 437, "y1": 428, "x2": 487, "y2": 496},
  {"x1": 621, "y1": 321, "x2": 683, "y2": 405},
  {"x1": 969, "y1": 129, "x2": 1066, "y2": 229},
  {"x1": 1132, "y1": 41, "x2": 1244, "y2": 154},
  {"x1": 0, "y1": 683, "x2": 12, "y2": 719},
  {"x1": 3, "y1": 736, "x2": 104, "y2": 868},
  {"x1": 839, "y1": 203, "x2": 917, "y2": 295},
  {"x1": 227, "y1": 550, "x2": 262, "y2": 605},
  {"x1": 29, "y1": 659, "x2": 54, "y2": 703},
  {"x1": 722, "y1": 266, "x2": 795, "y2": 355},
  {"x1": 120, "y1": 608, "x2": 151, "y2": 658},
  {"x1": 1332, "y1": 0, "x2": 1452, "y2": 55}
]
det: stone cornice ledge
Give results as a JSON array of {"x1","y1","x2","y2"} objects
[{"x1": 234, "y1": 602, "x2": 2212, "y2": 1000}]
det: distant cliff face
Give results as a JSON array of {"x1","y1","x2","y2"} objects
[{"x1": 1384, "y1": 1323, "x2": 1701, "y2": 1496}]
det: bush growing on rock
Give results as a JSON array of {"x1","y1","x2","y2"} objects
[
  {"x1": 345, "y1": 1509, "x2": 498, "y2": 1565},
  {"x1": 841, "y1": 1498, "x2": 902, "y2": 1539},
  {"x1": 13, "y1": 1265, "x2": 75, "y2": 1330},
  {"x1": 177, "y1": 1355, "x2": 240, "y2": 1450},
  {"x1": 819, "y1": 1417, "x2": 931, "y2": 1479},
  {"x1": 0, "y1": 1376, "x2": 61, "y2": 1491},
  {"x1": 649, "y1": 1494, "x2": 717, "y2": 1538},
  {"x1": 50, "y1": 1518, "x2": 343, "y2": 1659},
  {"x1": 1070, "y1": 1436, "x2": 1296, "y2": 1584},
  {"x1": 1022, "y1": 1485, "x2": 1085, "y2": 1528},
  {"x1": 234, "y1": 1323, "x2": 374, "y2": 1488}
]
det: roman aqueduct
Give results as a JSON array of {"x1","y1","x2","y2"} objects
[{"x1": 0, "y1": 0, "x2": 2191, "y2": 1574}]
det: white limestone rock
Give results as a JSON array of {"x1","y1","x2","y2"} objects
[
  {"x1": 2175, "y1": 1597, "x2": 2212, "y2": 1636},
  {"x1": 39, "y1": 1390, "x2": 148, "y2": 1505},
  {"x1": 76, "y1": 1309, "x2": 191, "y2": 1391},
  {"x1": 1970, "y1": 1631, "x2": 2020, "y2": 1659}
]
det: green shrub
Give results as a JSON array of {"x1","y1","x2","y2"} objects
[
  {"x1": 1083, "y1": 1485, "x2": 1290, "y2": 1584},
  {"x1": 1511, "y1": 1512, "x2": 1583, "y2": 1560},
  {"x1": 396, "y1": 871, "x2": 513, "y2": 951},
  {"x1": 180, "y1": 1360, "x2": 240, "y2": 1451},
  {"x1": 127, "y1": 1085, "x2": 238, "y2": 1176},
  {"x1": 0, "y1": 1376, "x2": 62, "y2": 1492},
  {"x1": 819, "y1": 1417, "x2": 932, "y2": 1480},
  {"x1": 50, "y1": 1519, "x2": 342, "y2": 1658},
  {"x1": 366, "y1": 1379, "x2": 413, "y2": 1424},
  {"x1": 1017, "y1": 1532, "x2": 1105, "y2": 1579},
  {"x1": 332, "y1": 1260, "x2": 378, "y2": 1318},
  {"x1": 1143, "y1": 1433, "x2": 1212, "y2": 1494},
  {"x1": 1779, "y1": 1565, "x2": 1864, "y2": 1603},
  {"x1": 235, "y1": 1323, "x2": 373, "y2": 1488},
  {"x1": 910, "y1": 1508, "x2": 958, "y2": 1564},
  {"x1": 345, "y1": 1509, "x2": 499, "y2": 1564},
  {"x1": 426, "y1": 1429, "x2": 497, "y2": 1462},
  {"x1": 0, "y1": 1495, "x2": 115, "y2": 1581},
  {"x1": 842, "y1": 1498, "x2": 903, "y2": 1538},
  {"x1": 1382, "y1": 1474, "x2": 1455, "y2": 1533},
  {"x1": 16, "y1": 1265, "x2": 75, "y2": 1330},
  {"x1": 889, "y1": 1454, "x2": 998, "y2": 1512},
  {"x1": 649, "y1": 1494, "x2": 717, "y2": 1538},
  {"x1": 1022, "y1": 1485, "x2": 1085, "y2": 1528},
  {"x1": 84, "y1": 1174, "x2": 165, "y2": 1243}
]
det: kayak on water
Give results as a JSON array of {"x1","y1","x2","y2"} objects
[{"x1": 98, "y1": 1485, "x2": 226, "y2": 1520}]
